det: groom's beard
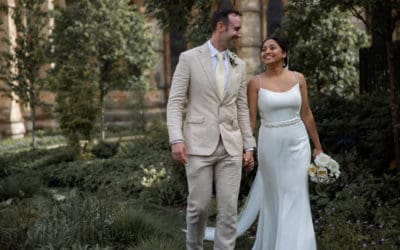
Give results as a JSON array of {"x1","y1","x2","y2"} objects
[{"x1": 229, "y1": 35, "x2": 240, "y2": 49}]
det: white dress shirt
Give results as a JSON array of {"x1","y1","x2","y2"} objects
[{"x1": 208, "y1": 40, "x2": 229, "y2": 94}]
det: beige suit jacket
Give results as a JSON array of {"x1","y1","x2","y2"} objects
[{"x1": 167, "y1": 42, "x2": 256, "y2": 156}]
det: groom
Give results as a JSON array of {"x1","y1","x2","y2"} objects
[{"x1": 167, "y1": 8, "x2": 256, "y2": 250}]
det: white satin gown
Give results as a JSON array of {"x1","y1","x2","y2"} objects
[{"x1": 205, "y1": 76, "x2": 316, "y2": 250}]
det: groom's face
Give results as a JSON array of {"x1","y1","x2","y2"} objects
[{"x1": 222, "y1": 14, "x2": 242, "y2": 49}]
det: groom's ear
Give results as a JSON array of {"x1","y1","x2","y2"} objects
[{"x1": 216, "y1": 21, "x2": 226, "y2": 33}]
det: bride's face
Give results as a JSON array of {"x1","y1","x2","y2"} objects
[{"x1": 261, "y1": 39, "x2": 286, "y2": 66}]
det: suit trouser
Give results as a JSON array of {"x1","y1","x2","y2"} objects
[{"x1": 185, "y1": 139, "x2": 242, "y2": 250}]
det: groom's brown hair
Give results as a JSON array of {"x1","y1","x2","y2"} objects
[{"x1": 211, "y1": 9, "x2": 242, "y2": 32}]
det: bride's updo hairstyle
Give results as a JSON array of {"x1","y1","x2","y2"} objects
[{"x1": 261, "y1": 37, "x2": 288, "y2": 68}]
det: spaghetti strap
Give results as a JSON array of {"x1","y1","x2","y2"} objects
[
  {"x1": 293, "y1": 71, "x2": 299, "y2": 83},
  {"x1": 257, "y1": 75, "x2": 262, "y2": 89}
]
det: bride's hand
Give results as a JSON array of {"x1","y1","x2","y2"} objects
[{"x1": 313, "y1": 148, "x2": 323, "y2": 157}]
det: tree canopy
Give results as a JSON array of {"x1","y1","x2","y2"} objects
[
  {"x1": 0, "y1": 0, "x2": 52, "y2": 148},
  {"x1": 50, "y1": 0, "x2": 155, "y2": 151},
  {"x1": 273, "y1": 2, "x2": 368, "y2": 95}
]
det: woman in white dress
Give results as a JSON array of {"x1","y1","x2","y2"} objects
[
  {"x1": 204, "y1": 37, "x2": 323, "y2": 249},
  {"x1": 246, "y1": 37, "x2": 323, "y2": 250}
]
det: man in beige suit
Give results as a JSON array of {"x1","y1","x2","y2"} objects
[{"x1": 167, "y1": 9, "x2": 256, "y2": 250}]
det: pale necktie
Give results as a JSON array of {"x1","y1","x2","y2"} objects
[{"x1": 215, "y1": 52, "x2": 225, "y2": 99}]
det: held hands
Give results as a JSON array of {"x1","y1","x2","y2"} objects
[
  {"x1": 171, "y1": 142, "x2": 187, "y2": 165},
  {"x1": 243, "y1": 151, "x2": 254, "y2": 172}
]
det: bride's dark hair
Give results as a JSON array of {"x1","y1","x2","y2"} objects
[{"x1": 260, "y1": 37, "x2": 288, "y2": 67}]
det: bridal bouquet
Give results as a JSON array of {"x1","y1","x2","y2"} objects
[{"x1": 308, "y1": 153, "x2": 340, "y2": 184}]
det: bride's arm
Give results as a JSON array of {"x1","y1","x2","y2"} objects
[
  {"x1": 297, "y1": 72, "x2": 323, "y2": 156},
  {"x1": 247, "y1": 77, "x2": 259, "y2": 132}
]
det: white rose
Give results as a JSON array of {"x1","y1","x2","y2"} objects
[
  {"x1": 329, "y1": 160, "x2": 340, "y2": 173},
  {"x1": 315, "y1": 153, "x2": 331, "y2": 168},
  {"x1": 311, "y1": 175, "x2": 318, "y2": 182},
  {"x1": 317, "y1": 167, "x2": 328, "y2": 178},
  {"x1": 333, "y1": 170, "x2": 341, "y2": 178},
  {"x1": 308, "y1": 164, "x2": 317, "y2": 177}
]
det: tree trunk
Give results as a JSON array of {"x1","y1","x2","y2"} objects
[
  {"x1": 31, "y1": 96, "x2": 37, "y2": 149},
  {"x1": 100, "y1": 85, "x2": 105, "y2": 141},
  {"x1": 386, "y1": 40, "x2": 400, "y2": 169}
]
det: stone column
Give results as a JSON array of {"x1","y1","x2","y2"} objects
[
  {"x1": 238, "y1": 0, "x2": 264, "y2": 79},
  {"x1": 0, "y1": 0, "x2": 26, "y2": 138}
]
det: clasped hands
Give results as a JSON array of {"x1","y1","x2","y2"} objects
[
  {"x1": 171, "y1": 142, "x2": 255, "y2": 171},
  {"x1": 243, "y1": 151, "x2": 254, "y2": 172}
]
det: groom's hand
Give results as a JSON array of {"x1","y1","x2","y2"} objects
[
  {"x1": 243, "y1": 151, "x2": 254, "y2": 171},
  {"x1": 171, "y1": 142, "x2": 187, "y2": 165}
]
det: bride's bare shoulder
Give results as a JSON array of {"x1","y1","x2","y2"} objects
[
  {"x1": 248, "y1": 74, "x2": 262, "y2": 88},
  {"x1": 288, "y1": 70, "x2": 306, "y2": 86}
]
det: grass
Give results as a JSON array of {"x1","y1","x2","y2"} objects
[
  {"x1": 0, "y1": 133, "x2": 66, "y2": 154},
  {"x1": 0, "y1": 189, "x2": 255, "y2": 249}
]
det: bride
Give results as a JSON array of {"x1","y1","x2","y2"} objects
[{"x1": 205, "y1": 37, "x2": 323, "y2": 250}]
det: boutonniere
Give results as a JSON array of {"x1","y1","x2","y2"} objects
[{"x1": 228, "y1": 52, "x2": 238, "y2": 67}]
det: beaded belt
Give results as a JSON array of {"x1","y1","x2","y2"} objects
[{"x1": 262, "y1": 118, "x2": 301, "y2": 128}]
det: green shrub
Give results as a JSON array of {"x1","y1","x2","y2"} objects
[
  {"x1": 110, "y1": 208, "x2": 164, "y2": 248},
  {"x1": 0, "y1": 149, "x2": 49, "y2": 174},
  {"x1": 311, "y1": 93, "x2": 395, "y2": 172},
  {"x1": 118, "y1": 123, "x2": 188, "y2": 206},
  {"x1": 139, "y1": 164, "x2": 187, "y2": 206},
  {"x1": 26, "y1": 195, "x2": 114, "y2": 248},
  {"x1": 0, "y1": 204, "x2": 39, "y2": 249},
  {"x1": 117, "y1": 123, "x2": 170, "y2": 160},
  {"x1": 0, "y1": 193, "x2": 188, "y2": 249},
  {"x1": 42, "y1": 158, "x2": 144, "y2": 197},
  {"x1": 91, "y1": 141, "x2": 119, "y2": 159},
  {"x1": 311, "y1": 168, "x2": 400, "y2": 248},
  {"x1": 0, "y1": 171, "x2": 41, "y2": 201},
  {"x1": 131, "y1": 236, "x2": 185, "y2": 250},
  {"x1": 274, "y1": 2, "x2": 367, "y2": 95},
  {"x1": 0, "y1": 147, "x2": 75, "y2": 175},
  {"x1": 32, "y1": 147, "x2": 76, "y2": 169}
]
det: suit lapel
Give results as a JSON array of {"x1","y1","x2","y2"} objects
[
  {"x1": 197, "y1": 43, "x2": 220, "y2": 98},
  {"x1": 197, "y1": 44, "x2": 240, "y2": 102}
]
